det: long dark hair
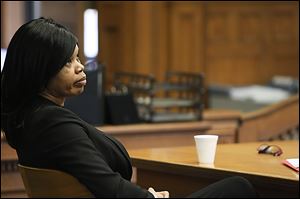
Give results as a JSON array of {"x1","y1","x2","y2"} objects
[{"x1": 1, "y1": 17, "x2": 78, "y2": 148}]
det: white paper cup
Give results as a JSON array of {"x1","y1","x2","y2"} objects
[{"x1": 194, "y1": 135, "x2": 218, "y2": 164}]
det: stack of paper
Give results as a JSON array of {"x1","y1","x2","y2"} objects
[{"x1": 282, "y1": 158, "x2": 299, "y2": 172}]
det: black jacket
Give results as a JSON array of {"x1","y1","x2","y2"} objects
[{"x1": 16, "y1": 96, "x2": 153, "y2": 198}]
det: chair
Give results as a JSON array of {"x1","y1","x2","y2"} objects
[
  {"x1": 111, "y1": 71, "x2": 156, "y2": 122},
  {"x1": 113, "y1": 71, "x2": 156, "y2": 95},
  {"x1": 110, "y1": 71, "x2": 206, "y2": 123},
  {"x1": 18, "y1": 164, "x2": 93, "y2": 198},
  {"x1": 163, "y1": 70, "x2": 205, "y2": 105},
  {"x1": 150, "y1": 71, "x2": 205, "y2": 122}
]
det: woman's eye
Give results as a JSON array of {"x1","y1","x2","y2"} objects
[
  {"x1": 65, "y1": 56, "x2": 81, "y2": 66},
  {"x1": 65, "y1": 59, "x2": 72, "y2": 66}
]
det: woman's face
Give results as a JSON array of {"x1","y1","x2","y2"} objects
[{"x1": 45, "y1": 45, "x2": 87, "y2": 98}]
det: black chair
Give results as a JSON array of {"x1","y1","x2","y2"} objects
[
  {"x1": 108, "y1": 71, "x2": 205, "y2": 123},
  {"x1": 107, "y1": 71, "x2": 156, "y2": 123},
  {"x1": 105, "y1": 88, "x2": 141, "y2": 125},
  {"x1": 150, "y1": 71, "x2": 205, "y2": 122}
]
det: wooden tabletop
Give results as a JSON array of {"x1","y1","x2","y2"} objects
[{"x1": 129, "y1": 140, "x2": 299, "y2": 181}]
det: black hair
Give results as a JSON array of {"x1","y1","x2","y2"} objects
[{"x1": 1, "y1": 17, "x2": 78, "y2": 147}]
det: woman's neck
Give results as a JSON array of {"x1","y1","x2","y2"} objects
[{"x1": 39, "y1": 91, "x2": 65, "y2": 107}]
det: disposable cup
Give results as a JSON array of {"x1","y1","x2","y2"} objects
[{"x1": 194, "y1": 135, "x2": 218, "y2": 164}]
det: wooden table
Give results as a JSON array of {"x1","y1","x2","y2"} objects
[{"x1": 128, "y1": 140, "x2": 299, "y2": 198}]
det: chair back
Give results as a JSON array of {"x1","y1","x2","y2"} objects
[
  {"x1": 112, "y1": 71, "x2": 156, "y2": 122},
  {"x1": 162, "y1": 71, "x2": 205, "y2": 121},
  {"x1": 18, "y1": 164, "x2": 93, "y2": 198}
]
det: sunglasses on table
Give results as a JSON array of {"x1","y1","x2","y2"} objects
[{"x1": 257, "y1": 144, "x2": 283, "y2": 156}]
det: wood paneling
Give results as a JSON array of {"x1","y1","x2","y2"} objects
[
  {"x1": 98, "y1": 2, "x2": 125, "y2": 87},
  {"x1": 169, "y1": 2, "x2": 205, "y2": 73},
  {"x1": 1, "y1": 1, "x2": 25, "y2": 48},
  {"x1": 97, "y1": 2, "x2": 170, "y2": 86},
  {"x1": 97, "y1": 1, "x2": 298, "y2": 87},
  {"x1": 205, "y1": 1, "x2": 299, "y2": 85}
]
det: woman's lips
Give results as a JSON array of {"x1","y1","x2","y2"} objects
[{"x1": 74, "y1": 78, "x2": 87, "y2": 87}]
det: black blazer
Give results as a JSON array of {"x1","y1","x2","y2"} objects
[{"x1": 16, "y1": 96, "x2": 153, "y2": 198}]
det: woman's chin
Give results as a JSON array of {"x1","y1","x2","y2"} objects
[
  {"x1": 76, "y1": 88, "x2": 85, "y2": 95},
  {"x1": 69, "y1": 87, "x2": 85, "y2": 96}
]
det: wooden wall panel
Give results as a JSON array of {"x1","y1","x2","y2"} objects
[
  {"x1": 134, "y1": 2, "x2": 153, "y2": 74},
  {"x1": 148, "y1": 2, "x2": 169, "y2": 82},
  {"x1": 1, "y1": 1, "x2": 25, "y2": 48},
  {"x1": 98, "y1": 2, "x2": 170, "y2": 86},
  {"x1": 98, "y1": 3, "x2": 123, "y2": 86},
  {"x1": 169, "y1": 2, "x2": 205, "y2": 73},
  {"x1": 264, "y1": 5, "x2": 299, "y2": 80},
  {"x1": 120, "y1": 3, "x2": 135, "y2": 74},
  {"x1": 96, "y1": 1, "x2": 298, "y2": 87},
  {"x1": 205, "y1": 2, "x2": 299, "y2": 85},
  {"x1": 130, "y1": 2, "x2": 169, "y2": 82}
]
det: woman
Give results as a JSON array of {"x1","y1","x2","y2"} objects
[{"x1": 1, "y1": 17, "x2": 258, "y2": 198}]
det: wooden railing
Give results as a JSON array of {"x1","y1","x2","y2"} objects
[{"x1": 237, "y1": 95, "x2": 299, "y2": 142}]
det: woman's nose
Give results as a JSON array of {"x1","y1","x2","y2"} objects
[{"x1": 76, "y1": 63, "x2": 85, "y2": 73}]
